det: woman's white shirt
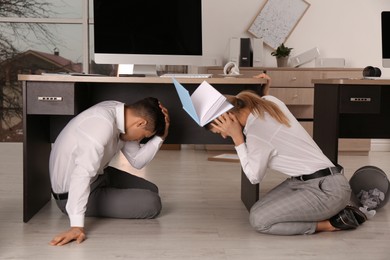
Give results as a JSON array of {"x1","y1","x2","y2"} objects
[{"x1": 235, "y1": 96, "x2": 334, "y2": 184}]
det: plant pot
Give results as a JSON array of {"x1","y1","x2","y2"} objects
[{"x1": 276, "y1": 57, "x2": 289, "y2": 67}]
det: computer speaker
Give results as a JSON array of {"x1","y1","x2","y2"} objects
[{"x1": 363, "y1": 66, "x2": 382, "y2": 77}]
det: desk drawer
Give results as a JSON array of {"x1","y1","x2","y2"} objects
[
  {"x1": 339, "y1": 86, "x2": 381, "y2": 114},
  {"x1": 267, "y1": 70, "x2": 320, "y2": 88},
  {"x1": 26, "y1": 82, "x2": 77, "y2": 115},
  {"x1": 269, "y1": 88, "x2": 314, "y2": 105}
]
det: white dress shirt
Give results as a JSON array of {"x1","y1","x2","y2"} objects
[
  {"x1": 235, "y1": 95, "x2": 334, "y2": 184},
  {"x1": 49, "y1": 101, "x2": 163, "y2": 227}
]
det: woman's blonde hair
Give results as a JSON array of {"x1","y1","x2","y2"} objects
[{"x1": 226, "y1": 90, "x2": 290, "y2": 127}]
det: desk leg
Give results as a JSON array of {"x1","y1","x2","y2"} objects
[
  {"x1": 240, "y1": 169, "x2": 259, "y2": 211},
  {"x1": 313, "y1": 84, "x2": 340, "y2": 164},
  {"x1": 23, "y1": 115, "x2": 51, "y2": 222}
]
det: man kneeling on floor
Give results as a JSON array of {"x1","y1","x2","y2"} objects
[{"x1": 49, "y1": 98, "x2": 169, "y2": 246}]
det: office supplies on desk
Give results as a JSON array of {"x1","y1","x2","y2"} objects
[{"x1": 160, "y1": 73, "x2": 212, "y2": 78}]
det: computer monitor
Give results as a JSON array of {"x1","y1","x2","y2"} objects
[
  {"x1": 93, "y1": 0, "x2": 207, "y2": 75},
  {"x1": 382, "y1": 11, "x2": 390, "y2": 68}
]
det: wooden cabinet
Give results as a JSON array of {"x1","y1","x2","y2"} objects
[{"x1": 204, "y1": 67, "x2": 370, "y2": 154}]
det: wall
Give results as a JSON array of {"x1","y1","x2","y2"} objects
[
  {"x1": 202, "y1": 0, "x2": 390, "y2": 151},
  {"x1": 202, "y1": 0, "x2": 390, "y2": 76}
]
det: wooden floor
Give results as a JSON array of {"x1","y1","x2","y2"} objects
[{"x1": 0, "y1": 142, "x2": 389, "y2": 260}]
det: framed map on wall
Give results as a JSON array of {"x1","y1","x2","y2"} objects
[{"x1": 248, "y1": 0, "x2": 310, "y2": 49}]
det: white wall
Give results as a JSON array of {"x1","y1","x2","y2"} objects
[{"x1": 202, "y1": 0, "x2": 390, "y2": 76}]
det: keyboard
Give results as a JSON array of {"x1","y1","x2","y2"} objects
[{"x1": 160, "y1": 73, "x2": 213, "y2": 78}]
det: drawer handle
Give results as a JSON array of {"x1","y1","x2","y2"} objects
[
  {"x1": 291, "y1": 77, "x2": 297, "y2": 81},
  {"x1": 350, "y1": 97, "x2": 371, "y2": 102},
  {"x1": 38, "y1": 96, "x2": 63, "y2": 101}
]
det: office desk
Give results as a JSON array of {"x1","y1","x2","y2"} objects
[
  {"x1": 313, "y1": 78, "x2": 390, "y2": 163},
  {"x1": 19, "y1": 75, "x2": 266, "y2": 222}
]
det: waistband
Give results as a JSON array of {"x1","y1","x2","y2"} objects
[
  {"x1": 51, "y1": 189, "x2": 68, "y2": 200},
  {"x1": 293, "y1": 165, "x2": 343, "y2": 181}
]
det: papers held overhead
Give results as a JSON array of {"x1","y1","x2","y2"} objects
[{"x1": 173, "y1": 78, "x2": 233, "y2": 127}]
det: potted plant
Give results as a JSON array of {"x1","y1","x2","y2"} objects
[{"x1": 271, "y1": 43, "x2": 293, "y2": 67}]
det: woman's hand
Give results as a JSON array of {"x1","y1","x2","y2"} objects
[
  {"x1": 211, "y1": 112, "x2": 244, "y2": 146},
  {"x1": 253, "y1": 72, "x2": 271, "y2": 96}
]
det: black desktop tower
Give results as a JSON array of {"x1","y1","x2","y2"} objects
[{"x1": 239, "y1": 38, "x2": 253, "y2": 67}]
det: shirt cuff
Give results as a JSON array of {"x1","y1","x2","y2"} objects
[
  {"x1": 150, "y1": 136, "x2": 164, "y2": 147},
  {"x1": 235, "y1": 143, "x2": 246, "y2": 156},
  {"x1": 69, "y1": 214, "x2": 85, "y2": 227}
]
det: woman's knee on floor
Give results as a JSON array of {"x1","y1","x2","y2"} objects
[{"x1": 249, "y1": 207, "x2": 272, "y2": 233}]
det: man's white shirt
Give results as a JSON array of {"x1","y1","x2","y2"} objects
[{"x1": 49, "y1": 101, "x2": 163, "y2": 227}]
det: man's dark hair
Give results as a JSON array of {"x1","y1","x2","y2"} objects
[{"x1": 128, "y1": 97, "x2": 166, "y2": 137}]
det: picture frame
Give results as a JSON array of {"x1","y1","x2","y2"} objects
[{"x1": 248, "y1": 0, "x2": 310, "y2": 49}]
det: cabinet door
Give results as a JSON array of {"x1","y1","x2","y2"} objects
[{"x1": 26, "y1": 82, "x2": 76, "y2": 115}]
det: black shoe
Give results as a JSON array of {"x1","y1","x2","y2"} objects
[
  {"x1": 346, "y1": 205, "x2": 367, "y2": 225},
  {"x1": 329, "y1": 208, "x2": 359, "y2": 230}
]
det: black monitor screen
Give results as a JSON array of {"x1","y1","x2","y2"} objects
[
  {"x1": 93, "y1": 0, "x2": 202, "y2": 56},
  {"x1": 382, "y1": 12, "x2": 390, "y2": 60}
]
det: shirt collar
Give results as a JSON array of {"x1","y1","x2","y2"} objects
[{"x1": 115, "y1": 103, "x2": 125, "y2": 134}]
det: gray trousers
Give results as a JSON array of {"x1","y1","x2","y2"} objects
[
  {"x1": 249, "y1": 173, "x2": 351, "y2": 235},
  {"x1": 55, "y1": 166, "x2": 162, "y2": 219}
]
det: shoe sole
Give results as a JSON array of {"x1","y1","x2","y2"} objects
[
  {"x1": 339, "y1": 209, "x2": 359, "y2": 229},
  {"x1": 346, "y1": 205, "x2": 367, "y2": 225}
]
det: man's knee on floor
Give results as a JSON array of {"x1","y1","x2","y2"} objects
[{"x1": 141, "y1": 191, "x2": 162, "y2": 218}]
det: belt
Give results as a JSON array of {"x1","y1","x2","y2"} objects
[
  {"x1": 294, "y1": 166, "x2": 343, "y2": 181},
  {"x1": 52, "y1": 189, "x2": 68, "y2": 200}
]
